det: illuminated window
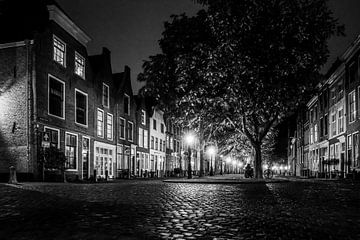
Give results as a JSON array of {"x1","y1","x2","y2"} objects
[
  {"x1": 107, "y1": 113, "x2": 113, "y2": 140},
  {"x1": 53, "y1": 35, "x2": 66, "y2": 66},
  {"x1": 75, "y1": 52, "x2": 85, "y2": 78},
  {"x1": 65, "y1": 133, "x2": 77, "y2": 170},
  {"x1": 97, "y1": 109, "x2": 104, "y2": 138}
]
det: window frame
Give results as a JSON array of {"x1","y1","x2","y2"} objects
[
  {"x1": 97, "y1": 108, "x2": 104, "y2": 138},
  {"x1": 48, "y1": 74, "x2": 65, "y2": 120},
  {"x1": 65, "y1": 131, "x2": 78, "y2": 171},
  {"x1": 119, "y1": 117, "x2": 125, "y2": 140},
  {"x1": 348, "y1": 90, "x2": 356, "y2": 123},
  {"x1": 141, "y1": 110, "x2": 146, "y2": 125},
  {"x1": 53, "y1": 35, "x2": 66, "y2": 67},
  {"x1": 102, "y1": 83, "x2": 109, "y2": 108},
  {"x1": 127, "y1": 121, "x2": 133, "y2": 142},
  {"x1": 75, "y1": 88, "x2": 88, "y2": 127},
  {"x1": 44, "y1": 126, "x2": 60, "y2": 149},
  {"x1": 107, "y1": 113, "x2": 113, "y2": 141},
  {"x1": 74, "y1": 51, "x2": 85, "y2": 79}
]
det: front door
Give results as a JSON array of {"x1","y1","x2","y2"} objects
[{"x1": 82, "y1": 137, "x2": 90, "y2": 179}]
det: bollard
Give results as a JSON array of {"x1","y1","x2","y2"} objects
[{"x1": 8, "y1": 166, "x2": 18, "y2": 184}]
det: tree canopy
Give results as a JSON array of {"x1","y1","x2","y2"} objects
[{"x1": 139, "y1": 0, "x2": 343, "y2": 178}]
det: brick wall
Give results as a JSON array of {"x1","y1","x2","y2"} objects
[{"x1": 0, "y1": 43, "x2": 32, "y2": 175}]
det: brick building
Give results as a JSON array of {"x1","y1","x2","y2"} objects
[{"x1": 289, "y1": 34, "x2": 360, "y2": 178}]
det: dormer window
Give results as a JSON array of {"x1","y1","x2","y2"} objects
[{"x1": 53, "y1": 35, "x2": 66, "y2": 67}]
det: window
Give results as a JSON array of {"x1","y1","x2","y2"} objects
[
  {"x1": 160, "y1": 139, "x2": 162, "y2": 151},
  {"x1": 331, "y1": 112, "x2": 336, "y2": 136},
  {"x1": 170, "y1": 137, "x2": 174, "y2": 150},
  {"x1": 151, "y1": 136, "x2": 154, "y2": 149},
  {"x1": 348, "y1": 134, "x2": 353, "y2": 167},
  {"x1": 161, "y1": 123, "x2": 164, "y2": 133},
  {"x1": 65, "y1": 133, "x2": 77, "y2": 170},
  {"x1": 314, "y1": 124, "x2": 318, "y2": 143},
  {"x1": 48, "y1": 75, "x2": 65, "y2": 119},
  {"x1": 44, "y1": 127, "x2": 60, "y2": 148},
  {"x1": 153, "y1": 119, "x2": 157, "y2": 130},
  {"x1": 310, "y1": 127, "x2": 313, "y2": 144},
  {"x1": 163, "y1": 140, "x2": 165, "y2": 152},
  {"x1": 97, "y1": 109, "x2": 104, "y2": 138},
  {"x1": 119, "y1": 118, "x2": 125, "y2": 139},
  {"x1": 141, "y1": 110, "x2": 146, "y2": 125},
  {"x1": 330, "y1": 87, "x2": 336, "y2": 106},
  {"x1": 166, "y1": 136, "x2": 170, "y2": 148},
  {"x1": 177, "y1": 141, "x2": 180, "y2": 153},
  {"x1": 138, "y1": 128, "x2": 144, "y2": 147},
  {"x1": 349, "y1": 91, "x2": 356, "y2": 123},
  {"x1": 107, "y1": 113, "x2": 113, "y2": 140},
  {"x1": 75, "y1": 52, "x2": 85, "y2": 78},
  {"x1": 155, "y1": 137, "x2": 158, "y2": 150},
  {"x1": 124, "y1": 94, "x2": 130, "y2": 115},
  {"x1": 144, "y1": 130, "x2": 148, "y2": 149},
  {"x1": 102, "y1": 83, "x2": 109, "y2": 108},
  {"x1": 75, "y1": 89, "x2": 87, "y2": 126},
  {"x1": 324, "y1": 114, "x2": 328, "y2": 136},
  {"x1": 338, "y1": 108, "x2": 344, "y2": 133},
  {"x1": 354, "y1": 133, "x2": 359, "y2": 167},
  {"x1": 53, "y1": 35, "x2": 66, "y2": 66},
  {"x1": 127, "y1": 121, "x2": 133, "y2": 141}
]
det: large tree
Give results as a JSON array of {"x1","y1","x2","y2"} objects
[{"x1": 139, "y1": 0, "x2": 343, "y2": 178}]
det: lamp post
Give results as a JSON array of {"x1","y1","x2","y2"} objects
[
  {"x1": 185, "y1": 133, "x2": 195, "y2": 179},
  {"x1": 207, "y1": 146, "x2": 216, "y2": 176}
]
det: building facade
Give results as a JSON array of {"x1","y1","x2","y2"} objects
[{"x1": 289, "y1": 34, "x2": 360, "y2": 179}]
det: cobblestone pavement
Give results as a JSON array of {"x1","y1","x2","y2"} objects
[{"x1": 1, "y1": 180, "x2": 360, "y2": 240}]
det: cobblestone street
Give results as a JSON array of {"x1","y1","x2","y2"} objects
[{"x1": 1, "y1": 180, "x2": 360, "y2": 240}]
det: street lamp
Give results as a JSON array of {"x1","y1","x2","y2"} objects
[
  {"x1": 207, "y1": 146, "x2": 216, "y2": 176},
  {"x1": 185, "y1": 133, "x2": 195, "y2": 179}
]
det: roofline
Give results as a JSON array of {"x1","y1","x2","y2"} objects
[
  {"x1": 47, "y1": 5, "x2": 91, "y2": 46},
  {"x1": 0, "y1": 40, "x2": 34, "y2": 49}
]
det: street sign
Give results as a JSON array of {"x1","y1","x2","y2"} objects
[
  {"x1": 42, "y1": 132, "x2": 50, "y2": 148},
  {"x1": 41, "y1": 141, "x2": 50, "y2": 148}
]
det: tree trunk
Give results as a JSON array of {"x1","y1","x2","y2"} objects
[
  {"x1": 253, "y1": 143, "x2": 263, "y2": 179},
  {"x1": 199, "y1": 141, "x2": 205, "y2": 177}
]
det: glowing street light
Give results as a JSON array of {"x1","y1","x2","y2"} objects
[
  {"x1": 184, "y1": 132, "x2": 195, "y2": 179},
  {"x1": 207, "y1": 146, "x2": 216, "y2": 176}
]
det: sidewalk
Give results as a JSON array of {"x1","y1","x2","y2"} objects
[{"x1": 163, "y1": 174, "x2": 290, "y2": 184}]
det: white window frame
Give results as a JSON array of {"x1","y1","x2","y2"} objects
[
  {"x1": 44, "y1": 126, "x2": 60, "y2": 149},
  {"x1": 138, "y1": 128, "x2": 144, "y2": 147},
  {"x1": 128, "y1": 121, "x2": 134, "y2": 142},
  {"x1": 338, "y1": 107, "x2": 344, "y2": 134},
  {"x1": 97, "y1": 108, "x2": 104, "y2": 138},
  {"x1": 74, "y1": 51, "x2": 85, "y2": 79},
  {"x1": 65, "y1": 131, "x2": 78, "y2": 171},
  {"x1": 141, "y1": 110, "x2": 146, "y2": 125},
  {"x1": 349, "y1": 90, "x2": 356, "y2": 123},
  {"x1": 53, "y1": 35, "x2": 66, "y2": 67},
  {"x1": 48, "y1": 74, "x2": 65, "y2": 120},
  {"x1": 102, "y1": 83, "x2": 109, "y2": 108},
  {"x1": 144, "y1": 130, "x2": 148, "y2": 149},
  {"x1": 119, "y1": 117, "x2": 125, "y2": 140},
  {"x1": 124, "y1": 94, "x2": 130, "y2": 115},
  {"x1": 107, "y1": 113, "x2": 113, "y2": 141},
  {"x1": 75, "y1": 88, "x2": 88, "y2": 127}
]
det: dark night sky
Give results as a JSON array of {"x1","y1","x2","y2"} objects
[{"x1": 57, "y1": 0, "x2": 360, "y2": 94}]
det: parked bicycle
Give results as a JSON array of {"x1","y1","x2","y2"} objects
[{"x1": 263, "y1": 168, "x2": 274, "y2": 179}]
